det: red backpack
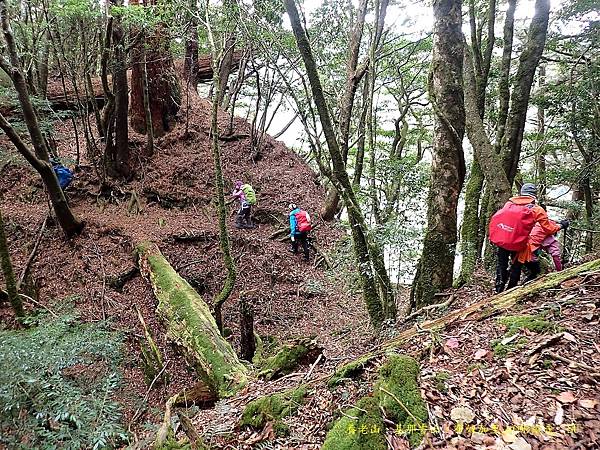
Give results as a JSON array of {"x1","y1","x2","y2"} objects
[
  {"x1": 489, "y1": 201, "x2": 536, "y2": 251},
  {"x1": 295, "y1": 210, "x2": 312, "y2": 232}
]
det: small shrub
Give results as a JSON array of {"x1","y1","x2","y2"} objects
[{"x1": 0, "y1": 311, "x2": 129, "y2": 449}]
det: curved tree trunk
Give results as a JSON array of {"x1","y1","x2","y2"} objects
[
  {"x1": 414, "y1": 0, "x2": 465, "y2": 308},
  {"x1": 0, "y1": 0, "x2": 83, "y2": 237},
  {"x1": 284, "y1": 0, "x2": 394, "y2": 327}
]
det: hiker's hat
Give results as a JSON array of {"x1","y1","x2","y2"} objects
[
  {"x1": 288, "y1": 203, "x2": 297, "y2": 211},
  {"x1": 520, "y1": 183, "x2": 538, "y2": 198}
]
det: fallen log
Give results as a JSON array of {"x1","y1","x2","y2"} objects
[
  {"x1": 329, "y1": 258, "x2": 600, "y2": 385},
  {"x1": 136, "y1": 241, "x2": 248, "y2": 398}
]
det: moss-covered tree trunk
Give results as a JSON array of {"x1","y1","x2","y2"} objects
[
  {"x1": 206, "y1": 3, "x2": 237, "y2": 334},
  {"x1": 136, "y1": 242, "x2": 247, "y2": 397},
  {"x1": 0, "y1": 208, "x2": 24, "y2": 319},
  {"x1": 457, "y1": 0, "x2": 496, "y2": 284},
  {"x1": 414, "y1": 0, "x2": 465, "y2": 308},
  {"x1": 457, "y1": 159, "x2": 484, "y2": 286}
]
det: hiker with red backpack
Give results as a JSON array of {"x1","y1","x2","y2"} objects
[
  {"x1": 289, "y1": 204, "x2": 311, "y2": 261},
  {"x1": 232, "y1": 181, "x2": 257, "y2": 229},
  {"x1": 489, "y1": 183, "x2": 568, "y2": 293}
]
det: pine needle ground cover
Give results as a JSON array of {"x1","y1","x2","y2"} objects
[{"x1": 0, "y1": 310, "x2": 128, "y2": 449}]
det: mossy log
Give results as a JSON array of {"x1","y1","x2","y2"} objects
[
  {"x1": 240, "y1": 385, "x2": 308, "y2": 436},
  {"x1": 374, "y1": 355, "x2": 428, "y2": 447},
  {"x1": 321, "y1": 397, "x2": 387, "y2": 450},
  {"x1": 329, "y1": 258, "x2": 600, "y2": 384},
  {"x1": 257, "y1": 337, "x2": 322, "y2": 380},
  {"x1": 136, "y1": 241, "x2": 247, "y2": 397},
  {"x1": 323, "y1": 355, "x2": 427, "y2": 449}
]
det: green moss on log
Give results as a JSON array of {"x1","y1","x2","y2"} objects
[
  {"x1": 240, "y1": 386, "x2": 308, "y2": 436},
  {"x1": 321, "y1": 397, "x2": 386, "y2": 450},
  {"x1": 137, "y1": 242, "x2": 247, "y2": 398},
  {"x1": 328, "y1": 352, "x2": 374, "y2": 388},
  {"x1": 497, "y1": 314, "x2": 553, "y2": 336},
  {"x1": 375, "y1": 355, "x2": 428, "y2": 447},
  {"x1": 257, "y1": 338, "x2": 321, "y2": 380}
]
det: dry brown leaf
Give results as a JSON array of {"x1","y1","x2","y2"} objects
[
  {"x1": 502, "y1": 428, "x2": 519, "y2": 443},
  {"x1": 556, "y1": 391, "x2": 577, "y2": 403},
  {"x1": 450, "y1": 406, "x2": 475, "y2": 423},
  {"x1": 509, "y1": 436, "x2": 532, "y2": 450},
  {"x1": 474, "y1": 349, "x2": 488, "y2": 359},
  {"x1": 554, "y1": 403, "x2": 564, "y2": 426},
  {"x1": 578, "y1": 399, "x2": 598, "y2": 408},
  {"x1": 446, "y1": 337, "x2": 459, "y2": 349},
  {"x1": 562, "y1": 332, "x2": 576, "y2": 342},
  {"x1": 245, "y1": 421, "x2": 275, "y2": 444}
]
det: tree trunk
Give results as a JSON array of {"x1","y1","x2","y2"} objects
[
  {"x1": 0, "y1": 0, "x2": 83, "y2": 237},
  {"x1": 130, "y1": 23, "x2": 181, "y2": 138},
  {"x1": 501, "y1": 0, "x2": 551, "y2": 184},
  {"x1": 0, "y1": 208, "x2": 24, "y2": 319},
  {"x1": 457, "y1": 0, "x2": 496, "y2": 285},
  {"x1": 536, "y1": 65, "x2": 547, "y2": 203},
  {"x1": 321, "y1": 0, "x2": 369, "y2": 222},
  {"x1": 206, "y1": 8, "x2": 237, "y2": 334},
  {"x1": 239, "y1": 294, "x2": 255, "y2": 361},
  {"x1": 495, "y1": 0, "x2": 516, "y2": 149},
  {"x1": 414, "y1": 0, "x2": 466, "y2": 308},
  {"x1": 184, "y1": 9, "x2": 199, "y2": 86},
  {"x1": 136, "y1": 242, "x2": 247, "y2": 397},
  {"x1": 109, "y1": 15, "x2": 130, "y2": 177},
  {"x1": 457, "y1": 159, "x2": 483, "y2": 286},
  {"x1": 284, "y1": 0, "x2": 394, "y2": 326},
  {"x1": 463, "y1": 46, "x2": 511, "y2": 210},
  {"x1": 141, "y1": 39, "x2": 155, "y2": 156},
  {"x1": 37, "y1": 30, "x2": 50, "y2": 98}
]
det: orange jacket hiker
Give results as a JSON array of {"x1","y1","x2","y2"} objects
[{"x1": 512, "y1": 196, "x2": 561, "y2": 264}]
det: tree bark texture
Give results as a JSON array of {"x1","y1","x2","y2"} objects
[
  {"x1": 130, "y1": 24, "x2": 181, "y2": 138},
  {"x1": 457, "y1": 159, "x2": 483, "y2": 286},
  {"x1": 501, "y1": 0, "x2": 550, "y2": 184},
  {"x1": 495, "y1": 0, "x2": 516, "y2": 149},
  {"x1": 239, "y1": 294, "x2": 255, "y2": 361},
  {"x1": 0, "y1": 208, "x2": 24, "y2": 318},
  {"x1": 108, "y1": 16, "x2": 130, "y2": 177},
  {"x1": 415, "y1": 0, "x2": 465, "y2": 308}
]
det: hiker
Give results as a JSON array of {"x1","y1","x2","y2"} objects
[
  {"x1": 231, "y1": 180, "x2": 257, "y2": 229},
  {"x1": 51, "y1": 159, "x2": 73, "y2": 191},
  {"x1": 526, "y1": 205, "x2": 565, "y2": 272},
  {"x1": 489, "y1": 183, "x2": 567, "y2": 293},
  {"x1": 289, "y1": 203, "x2": 311, "y2": 261}
]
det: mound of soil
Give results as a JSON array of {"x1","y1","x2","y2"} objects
[{"x1": 0, "y1": 89, "x2": 375, "y2": 430}]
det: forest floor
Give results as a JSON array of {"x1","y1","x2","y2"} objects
[
  {"x1": 1, "y1": 85, "x2": 599, "y2": 450},
  {"x1": 0, "y1": 87, "x2": 375, "y2": 444},
  {"x1": 189, "y1": 263, "x2": 600, "y2": 450}
]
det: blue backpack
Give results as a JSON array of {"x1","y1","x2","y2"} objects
[{"x1": 53, "y1": 164, "x2": 73, "y2": 189}]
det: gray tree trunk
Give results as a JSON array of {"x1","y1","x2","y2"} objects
[{"x1": 414, "y1": 0, "x2": 466, "y2": 308}]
